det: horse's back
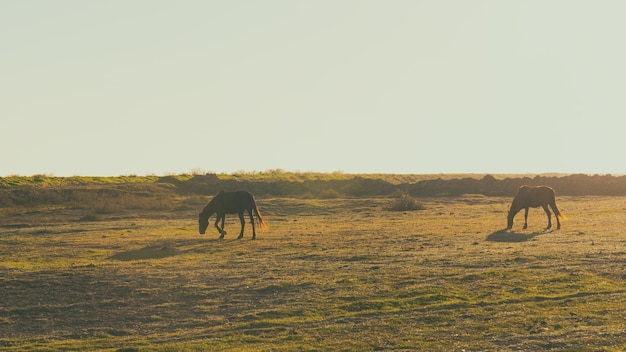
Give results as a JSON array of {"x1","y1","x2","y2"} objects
[
  {"x1": 515, "y1": 185, "x2": 555, "y2": 207},
  {"x1": 214, "y1": 191, "x2": 256, "y2": 213}
]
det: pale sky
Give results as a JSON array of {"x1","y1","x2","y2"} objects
[{"x1": 2, "y1": 1, "x2": 625, "y2": 176}]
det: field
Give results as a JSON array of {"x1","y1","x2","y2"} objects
[{"x1": 2, "y1": 190, "x2": 626, "y2": 351}]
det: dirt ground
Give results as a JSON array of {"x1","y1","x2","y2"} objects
[{"x1": 1, "y1": 196, "x2": 626, "y2": 351}]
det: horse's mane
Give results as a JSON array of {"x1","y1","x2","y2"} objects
[{"x1": 207, "y1": 191, "x2": 225, "y2": 205}]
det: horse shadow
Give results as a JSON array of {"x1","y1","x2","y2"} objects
[
  {"x1": 486, "y1": 228, "x2": 553, "y2": 243},
  {"x1": 108, "y1": 237, "x2": 253, "y2": 261},
  {"x1": 109, "y1": 243, "x2": 181, "y2": 261},
  {"x1": 109, "y1": 238, "x2": 213, "y2": 261}
]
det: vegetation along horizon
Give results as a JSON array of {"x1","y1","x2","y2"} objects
[{"x1": 1, "y1": 172, "x2": 626, "y2": 351}]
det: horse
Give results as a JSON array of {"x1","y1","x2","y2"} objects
[
  {"x1": 198, "y1": 191, "x2": 267, "y2": 239},
  {"x1": 507, "y1": 185, "x2": 565, "y2": 230}
]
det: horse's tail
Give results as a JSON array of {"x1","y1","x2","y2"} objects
[
  {"x1": 551, "y1": 198, "x2": 567, "y2": 221},
  {"x1": 252, "y1": 198, "x2": 268, "y2": 230}
]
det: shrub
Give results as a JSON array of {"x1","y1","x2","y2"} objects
[
  {"x1": 386, "y1": 194, "x2": 425, "y2": 211},
  {"x1": 78, "y1": 213, "x2": 101, "y2": 222},
  {"x1": 319, "y1": 188, "x2": 342, "y2": 199}
]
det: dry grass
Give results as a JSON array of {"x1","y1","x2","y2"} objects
[{"x1": 1, "y1": 195, "x2": 626, "y2": 351}]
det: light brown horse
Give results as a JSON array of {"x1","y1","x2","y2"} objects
[
  {"x1": 199, "y1": 191, "x2": 267, "y2": 239},
  {"x1": 507, "y1": 185, "x2": 565, "y2": 230}
]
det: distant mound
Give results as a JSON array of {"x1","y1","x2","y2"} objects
[{"x1": 3, "y1": 173, "x2": 626, "y2": 210}]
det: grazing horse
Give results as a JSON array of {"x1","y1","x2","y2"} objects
[
  {"x1": 198, "y1": 191, "x2": 267, "y2": 239},
  {"x1": 507, "y1": 185, "x2": 565, "y2": 230}
]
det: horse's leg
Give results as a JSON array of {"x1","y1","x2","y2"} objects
[
  {"x1": 523, "y1": 208, "x2": 529, "y2": 229},
  {"x1": 220, "y1": 215, "x2": 226, "y2": 235},
  {"x1": 215, "y1": 214, "x2": 227, "y2": 239},
  {"x1": 542, "y1": 205, "x2": 552, "y2": 229},
  {"x1": 248, "y1": 208, "x2": 256, "y2": 240},
  {"x1": 237, "y1": 211, "x2": 245, "y2": 239}
]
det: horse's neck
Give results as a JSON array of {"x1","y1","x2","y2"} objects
[
  {"x1": 201, "y1": 204, "x2": 213, "y2": 216},
  {"x1": 509, "y1": 199, "x2": 524, "y2": 214}
]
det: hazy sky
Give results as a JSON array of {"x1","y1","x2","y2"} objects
[{"x1": 2, "y1": 1, "x2": 625, "y2": 176}]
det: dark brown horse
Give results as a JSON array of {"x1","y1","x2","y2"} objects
[
  {"x1": 507, "y1": 185, "x2": 565, "y2": 230},
  {"x1": 198, "y1": 191, "x2": 267, "y2": 239}
]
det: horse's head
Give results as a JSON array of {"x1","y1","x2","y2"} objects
[{"x1": 199, "y1": 212, "x2": 210, "y2": 234}]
